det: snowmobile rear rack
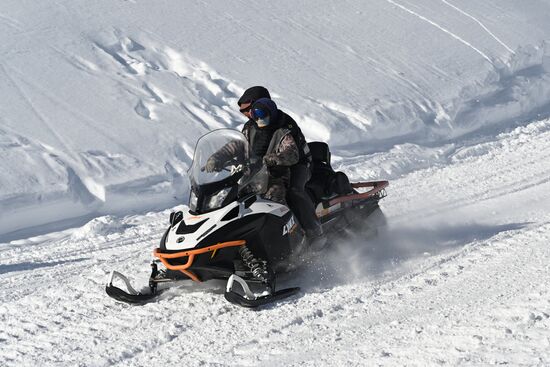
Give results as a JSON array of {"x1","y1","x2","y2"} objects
[{"x1": 327, "y1": 180, "x2": 388, "y2": 207}]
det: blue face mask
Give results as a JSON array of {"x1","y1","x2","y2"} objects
[{"x1": 256, "y1": 117, "x2": 271, "y2": 128}]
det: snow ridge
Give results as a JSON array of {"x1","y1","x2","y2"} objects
[{"x1": 0, "y1": 30, "x2": 246, "y2": 240}]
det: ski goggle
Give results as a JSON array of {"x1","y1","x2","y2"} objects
[
  {"x1": 252, "y1": 108, "x2": 269, "y2": 120},
  {"x1": 239, "y1": 103, "x2": 252, "y2": 113}
]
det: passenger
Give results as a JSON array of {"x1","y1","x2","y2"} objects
[{"x1": 238, "y1": 90, "x2": 323, "y2": 241}]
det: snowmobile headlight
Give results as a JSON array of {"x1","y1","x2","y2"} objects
[
  {"x1": 205, "y1": 187, "x2": 231, "y2": 210},
  {"x1": 189, "y1": 191, "x2": 198, "y2": 211}
]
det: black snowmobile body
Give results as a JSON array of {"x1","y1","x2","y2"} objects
[{"x1": 106, "y1": 129, "x2": 388, "y2": 307}]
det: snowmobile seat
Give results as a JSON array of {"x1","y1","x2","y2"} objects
[
  {"x1": 308, "y1": 142, "x2": 332, "y2": 168},
  {"x1": 306, "y1": 142, "x2": 353, "y2": 205}
]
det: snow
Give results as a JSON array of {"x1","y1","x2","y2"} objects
[{"x1": 1, "y1": 0, "x2": 550, "y2": 365}]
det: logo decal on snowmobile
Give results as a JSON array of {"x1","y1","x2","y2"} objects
[
  {"x1": 282, "y1": 216, "x2": 296, "y2": 236},
  {"x1": 176, "y1": 236, "x2": 185, "y2": 243}
]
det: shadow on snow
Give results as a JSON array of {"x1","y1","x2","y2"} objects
[{"x1": 0, "y1": 258, "x2": 89, "y2": 275}]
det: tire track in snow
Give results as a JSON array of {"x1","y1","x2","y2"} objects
[
  {"x1": 385, "y1": 0, "x2": 494, "y2": 65},
  {"x1": 0, "y1": 220, "x2": 188, "y2": 365}
]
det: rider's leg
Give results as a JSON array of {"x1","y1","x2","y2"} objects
[{"x1": 287, "y1": 163, "x2": 322, "y2": 235}]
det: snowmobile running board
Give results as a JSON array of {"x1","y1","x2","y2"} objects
[{"x1": 224, "y1": 274, "x2": 300, "y2": 308}]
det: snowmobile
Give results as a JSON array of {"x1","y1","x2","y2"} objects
[{"x1": 106, "y1": 129, "x2": 388, "y2": 307}]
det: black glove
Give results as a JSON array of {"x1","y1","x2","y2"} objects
[
  {"x1": 203, "y1": 156, "x2": 222, "y2": 172},
  {"x1": 263, "y1": 154, "x2": 279, "y2": 167}
]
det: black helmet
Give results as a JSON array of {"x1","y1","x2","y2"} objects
[{"x1": 237, "y1": 86, "x2": 271, "y2": 107}]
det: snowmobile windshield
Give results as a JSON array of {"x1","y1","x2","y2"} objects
[
  {"x1": 188, "y1": 129, "x2": 268, "y2": 213},
  {"x1": 190, "y1": 129, "x2": 250, "y2": 186}
]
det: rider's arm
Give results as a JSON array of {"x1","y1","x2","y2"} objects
[
  {"x1": 212, "y1": 140, "x2": 246, "y2": 162},
  {"x1": 204, "y1": 140, "x2": 246, "y2": 172}
]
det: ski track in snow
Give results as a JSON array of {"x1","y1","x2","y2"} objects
[
  {"x1": 0, "y1": 12, "x2": 22, "y2": 31},
  {"x1": 1, "y1": 116, "x2": 550, "y2": 365},
  {"x1": 385, "y1": 0, "x2": 493, "y2": 64},
  {"x1": 0, "y1": 63, "x2": 74, "y2": 157},
  {"x1": 440, "y1": 0, "x2": 515, "y2": 54}
]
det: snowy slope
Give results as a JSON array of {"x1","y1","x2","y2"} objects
[
  {"x1": 2, "y1": 0, "x2": 550, "y2": 239},
  {"x1": 1, "y1": 0, "x2": 550, "y2": 365}
]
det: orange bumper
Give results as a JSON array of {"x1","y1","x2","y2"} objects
[{"x1": 153, "y1": 240, "x2": 246, "y2": 282}]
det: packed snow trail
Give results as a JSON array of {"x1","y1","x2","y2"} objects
[{"x1": 1, "y1": 117, "x2": 549, "y2": 366}]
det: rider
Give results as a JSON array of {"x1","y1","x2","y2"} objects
[{"x1": 237, "y1": 85, "x2": 271, "y2": 122}]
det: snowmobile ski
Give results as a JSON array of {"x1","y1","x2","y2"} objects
[
  {"x1": 105, "y1": 282, "x2": 161, "y2": 304},
  {"x1": 224, "y1": 274, "x2": 300, "y2": 308},
  {"x1": 105, "y1": 264, "x2": 166, "y2": 304}
]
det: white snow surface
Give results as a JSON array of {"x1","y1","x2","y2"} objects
[{"x1": 1, "y1": 1, "x2": 550, "y2": 365}]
